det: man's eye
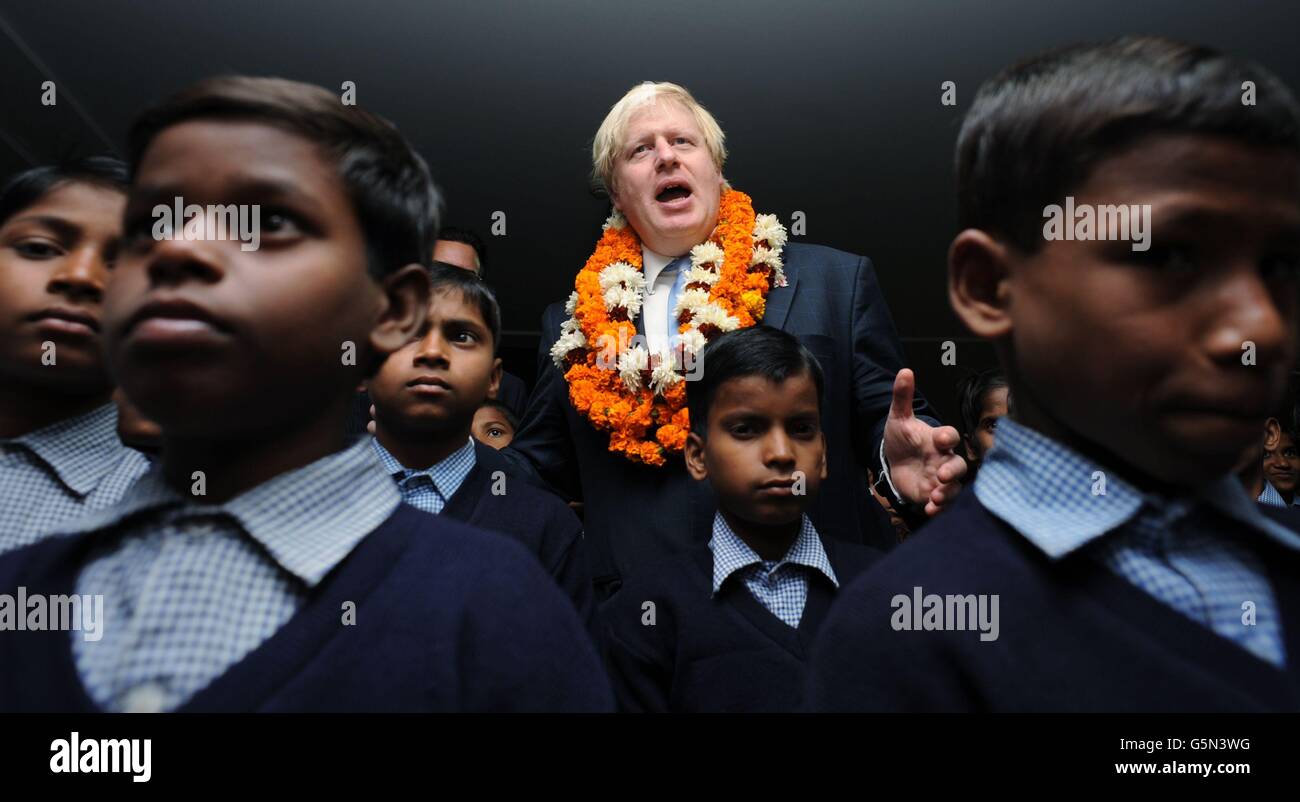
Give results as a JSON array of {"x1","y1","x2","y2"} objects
[
  {"x1": 730, "y1": 424, "x2": 753, "y2": 437},
  {"x1": 488, "y1": 427, "x2": 504, "y2": 437},
  {"x1": 14, "y1": 240, "x2": 61, "y2": 259}
]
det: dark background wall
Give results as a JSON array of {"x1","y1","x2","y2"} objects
[{"x1": 2, "y1": 0, "x2": 1297, "y2": 426}]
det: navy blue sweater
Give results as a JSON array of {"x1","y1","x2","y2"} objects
[
  {"x1": 0, "y1": 505, "x2": 613, "y2": 712},
  {"x1": 602, "y1": 535, "x2": 877, "y2": 712},
  {"x1": 441, "y1": 440, "x2": 596, "y2": 636},
  {"x1": 807, "y1": 490, "x2": 1300, "y2": 712}
]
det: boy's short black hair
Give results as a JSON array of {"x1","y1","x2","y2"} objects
[
  {"x1": 687, "y1": 325, "x2": 825, "y2": 438},
  {"x1": 956, "y1": 368, "x2": 1009, "y2": 436},
  {"x1": 0, "y1": 156, "x2": 129, "y2": 228},
  {"x1": 957, "y1": 36, "x2": 1300, "y2": 252},
  {"x1": 437, "y1": 226, "x2": 487, "y2": 275},
  {"x1": 479, "y1": 399, "x2": 519, "y2": 431},
  {"x1": 127, "y1": 75, "x2": 441, "y2": 279},
  {"x1": 426, "y1": 261, "x2": 501, "y2": 356}
]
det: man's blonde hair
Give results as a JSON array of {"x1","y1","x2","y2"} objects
[{"x1": 591, "y1": 81, "x2": 728, "y2": 196}]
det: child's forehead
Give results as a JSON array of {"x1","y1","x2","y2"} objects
[
  {"x1": 135, "y1": 119, "x2": 340, "y2": 190},
  {"x1": 428, "y1": 287, "x2": 487, "y2": 323},
  {"x1": 711, "y1": 372, "x2": 819, "y2": 410}
]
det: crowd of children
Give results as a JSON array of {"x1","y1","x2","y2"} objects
[{"x1": 2, "y1": 34, "x2": 1299, "y2": 711}]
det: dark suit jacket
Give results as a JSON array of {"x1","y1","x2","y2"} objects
[{"x1": 504, "y1": 242, "x2": 937, "y2": 600}]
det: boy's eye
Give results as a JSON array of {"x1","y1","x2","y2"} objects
[
  {"x1": 790, "y1": 421, "x2": 818, "y2": 438},
  {"x1": 453, "y1": 330, "x2": 478, "y2": 344},
  {"x1": 1136, "y1": 245, "x2": 1197, "y2": 272},
  {"x1": 1261, "y1": 253, "x2": 1300, "y2": 281},
  {"x1": 13, "y1": 239, "x2": 63, "y2": 259},
  {"x1": 261, "y1": 210, "x2": 300, "y2": 235},
  {"x1": 487, "y1": 426, "x2": 504, "y2": 438}
]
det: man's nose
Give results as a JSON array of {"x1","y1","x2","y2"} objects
[
  {"x1": 653, "y1": 137, "x2": 678, "y2": 169},
  {"x1": 1206, "y1": 267, "x2": 1292, "y2": 367}
]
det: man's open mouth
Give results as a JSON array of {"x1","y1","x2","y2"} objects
[{"x1": 655, "y1": 181, "x2": 692, "y2": 203}]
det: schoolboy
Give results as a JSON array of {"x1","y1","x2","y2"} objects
[
  {"x1": 0, "y1": 158, "x2": 150, "y2": 554},
  {"x1": 367, "y1": 263, "x2": 595, "y2": 631},
  {"x1": 602, "y1": 326, "x2": 877, "y2": 711},
  {"x1": 809, "y1": 37, "x2": 1300, "y2": 711}
]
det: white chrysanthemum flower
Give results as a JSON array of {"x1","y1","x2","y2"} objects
[
  {"x1": 684, "y1": 266, "x2": 719, "y2": 286},
  {"x1": 692, "y1": 303, "x2": 740, "y2": 333},
  {"x1": 599, "y1": 261, "x2": 644, "y2": 292},
  {"x1": 649, "y1": 352, "x2": 682, "y2": 396},
  {"x1": 772, "y1": 264, "x2": 788, "y2": 288},
  {"x1": 602, "y1": 210, "x2": 627, "y2": 230},
  {"x1": 690, "y1": 241, "x2": 725, "y2": 269},
  {"x1": 679, "y1": 329, "x2": 707, "y2": 357},
  {"x1": 603, "y1": 286, "x2": 642, "y2": 316},
  {"x1": 673, "y1": 288, "x2": 711, "y2": 319},
  {"x1": 563, "y1": 291, "x2": 579, "y2": 316},
  {"x1": 559, "y1": 316, "x2": 582, "y2": 336},
  {"x1": 751, "y1": 245, "x2": 784, "y2": 269},
  {"x1": 618, "y1": 346, "x2": 648, "y2": 393},
  {"x1": 753, "y1": 214, "x2": 789, "y2": 250},
  {"x1": 549, "y1": 328, "x2": 587, "y2": 368}
]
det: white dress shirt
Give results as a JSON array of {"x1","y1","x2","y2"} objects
[{"x1": 641, "y1": 245, "x2": 684, "y2": 355}]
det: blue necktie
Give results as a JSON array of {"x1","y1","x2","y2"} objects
[{"x1": 663, "y1": 256, "x2": 690, "y2": 349}]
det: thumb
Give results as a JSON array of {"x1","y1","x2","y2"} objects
[{"x1": 889, "y1": 368, "x2": 916, "y2": 422}]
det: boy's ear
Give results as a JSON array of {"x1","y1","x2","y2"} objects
[
  {"x1": 948, "y1": 229, "x2": 1014, "y2": 340},
  {"x1": 684, "y1": 431, "x2": 708, "y2": 481},
  {"x1": 488, "y1": 357, "x2": 503, "y2": 399},
  {"x1": 369, "y1": 264, "x2": 430, "y2": 356},
  {"x1": 817, "y1": 431, "x2": 828, "y2": 481}
]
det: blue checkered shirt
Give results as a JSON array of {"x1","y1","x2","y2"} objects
[
  {"x1": 709, "y1": 513, "x2": 837, "y2": 628},
  {"x1": 62, "y1": 436, "x2": 400, "y2": 712},
  {"x1": 371, "y1": 436, "x2": 476, "y2": 515},
  {"x1": 975, "y1": 418, "x2": 1300, "y2": 667},
  {"x1": 1257, "y1": 481, "x2": 1297, "y2": 509},
  {"x1": 0, "y1": 403, "x2": 150, "y2": 556}
]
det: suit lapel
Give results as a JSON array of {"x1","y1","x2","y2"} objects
[{"x1": 760, "y1": 250, "x2": 800, "y2": 331}]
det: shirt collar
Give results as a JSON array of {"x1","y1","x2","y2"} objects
[
  {"x1": 370, "y1": 435, "x2": 476, "y2": 490},
  {"x1": 974, "y1": 417, "x2": 1300, "y2": 559},
  {"x1": 708, "y1": 512, "x2": 837, "y2": 595},
  {"x1": 4, "y1": 403, "x2": 132, "y2": 497},
  {"x1": 642, "y1": 246, "x2": 680, "y2": 286},
  {"x1": 57, "y1": 436, "x2": 401, "y2": 587}
]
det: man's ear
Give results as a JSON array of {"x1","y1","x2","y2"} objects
[
  {"x1": 488, "y1": 357, "x2": 503, "y2": 399},
  {"x1": 369, "y1": 263, "x2": 430, "y2": 357},
  {"x1": 685, "y1": 431, "x2": 708, "y2": 481},
  {"x1": 948, "y1": 229, "x2": 1014, "y2": 340}
]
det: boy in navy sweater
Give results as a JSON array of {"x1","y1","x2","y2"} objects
[
  {"x1": 809, "y1": 37, "x2": 1300, "y2": 711},
  {"x1": 602, "y1": 326, "x2": 877, "y2": 711},
  {"x1": 0, "y1": 76, "x2": 610, "y2": 712},
  {"x1": 0, "y1": 159, "x2": 150, "y2": 554},
  {"x1": 367, "y1": 263, "x2": 595, "y2": 632}
]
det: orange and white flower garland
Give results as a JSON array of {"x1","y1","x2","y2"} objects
[{"x1": 550, "y1": 189, "x2": 787, "y2": 466}]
